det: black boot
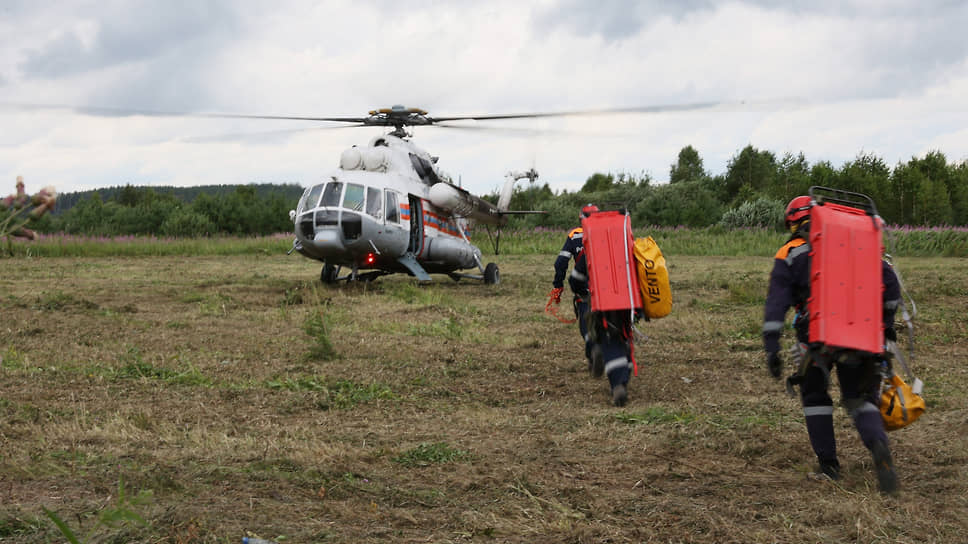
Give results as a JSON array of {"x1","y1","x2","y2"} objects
[
  {"x1": 819, "y1": 458, "x2": 841, "y2": 480},
  {"x1": 589, "y1": 345, "x2": 604, "y2": 378},
  {"x1": 611, "y1": 383, "x2": 628, "y2": 407},
  {"x1": 871, "y1": 440, "x2": 899, "y2": 495}
]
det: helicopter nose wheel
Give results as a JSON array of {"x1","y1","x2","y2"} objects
[
  {"x1": 483, "y1": 262, "x2": 500, "y2": 285},
  {"x1": 321, "y1": 263, "x2": 339, "y2": 284}
]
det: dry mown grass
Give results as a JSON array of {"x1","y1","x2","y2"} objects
[{"x1": 1, "y1": 253, "x2": 966, "y2": 543}]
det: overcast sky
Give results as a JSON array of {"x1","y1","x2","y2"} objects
[{"x1": 1, "y1": 0, "x2": 967, "y2": 200}]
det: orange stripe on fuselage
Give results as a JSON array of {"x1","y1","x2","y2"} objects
[
  {"x1": 399, "y1": 199, "x2": 469, "y2": 238},
  {"x1": 423, "y1": 208, "x2": 468, "y2": 238}
]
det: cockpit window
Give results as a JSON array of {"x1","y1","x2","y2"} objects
[
  {"x1": 343, "y1": 183, "x2": 365, "y2": 212},
  {"x1": 321, "y1": 182, "x2": 343, "y2": 207},
  {"x1": 304, "y1": 184, "x2": 324, "y2": 210},
  {"x1": 385, "y1": 192, "x2": 399, "y2": 224},
  {"x1": 366, "y1": 187, "x2": 382, "y2": 218}
]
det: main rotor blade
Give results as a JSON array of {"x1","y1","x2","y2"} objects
[
  {"x1": 182, "y1": 124, "x2": 368, "y2": 143},
  {"x1": 432, "y1": 123, "x2": 561, "y2": 137},
  {"x1": 0, "y1": 102, "x2": 369, "y2": 123},
  {"x1": 2, "y1": 98, "x2": 800, "y2": 130},
  {"x1": 427, "y1": 100, "x2": 733, "y2": 122}
]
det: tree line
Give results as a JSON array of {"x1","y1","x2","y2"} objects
[
  {"x1": 31, "y1": 184, "x2": 303, "y2": 236},
  {"x1": 20, "y1": 145, "x2": 968, "y2": 237},
  {"x1": 497, "y1": 146, "x2": 968, "y2": 229}
]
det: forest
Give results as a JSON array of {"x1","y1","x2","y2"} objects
[
  {"x1": 29, "y1": 183, "x2": 303, "y2": 237},
  {"x1": 18, "y1": 145, "x2": 968, "y2": 237},
  {"x1": 502, "y1": 146, "x2": 968, "y2": 230}
]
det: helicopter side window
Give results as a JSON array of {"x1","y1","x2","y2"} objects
[
  {"x1": 321, "y1": 181, "x2": 342, "y2": 207},
  {"x1": 385, "y1": 192, "x2": 400, "y2": 224},
  {"x1": 343, "y1": 183, "x2": 365, "y2": 212},
  {"x1": 304, "y1": 184, "x2": 324, "y2": 210},
  {"x1": 365, "y1": 187, "x2": 382, "y2": 218}
]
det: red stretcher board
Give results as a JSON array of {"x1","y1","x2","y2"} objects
[
  {"x1": 581, "y1": 211, "x2": 643, "y2": 313},
  {"x1": 807, "y1": 202, "x2": 884, "y2": 353}
]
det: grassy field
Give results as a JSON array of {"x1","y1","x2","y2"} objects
[{"x1": 1, "y1": 251, "x2": 966, "y2": 543}]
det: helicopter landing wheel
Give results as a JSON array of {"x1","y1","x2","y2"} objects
[
  {"x1": 483, "y1": 263, "x2": 500, "y2": 285},
  {"x1": 321, "y1": 263, "x2": 339, "y2": 284}
]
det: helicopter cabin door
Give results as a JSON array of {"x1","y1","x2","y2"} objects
[
  {"x1": 407, "y1": 195, "x2": 424, "y2": 255},
  {"x1": 376, "y1": 189, "x2": 408, "y2": 255}
]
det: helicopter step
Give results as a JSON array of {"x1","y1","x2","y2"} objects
[{"x1": 396, "y1": 252, "x2": 432, "y2": 282}]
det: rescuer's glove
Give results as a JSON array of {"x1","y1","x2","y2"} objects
[{"x1": 767, "y1": 352, "x2": 783, "y2": 379}]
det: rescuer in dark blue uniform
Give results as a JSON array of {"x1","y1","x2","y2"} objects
[
  {"x1": 552, "y1": 205, "x2": 597, "y2": 370},
  {"x1": 552, "y1": 204, "x2": 632, "y2": 406},
  {"x1": 763, "y1": 196, "x2": 902, "y2": 494}
]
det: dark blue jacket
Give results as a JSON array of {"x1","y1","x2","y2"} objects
[
  {"x1": 763, "y1": 230, "x2": 901, "y2": 354},
  {"x1": 553, "y1": 227, "x2": 588, "y2": 296}
]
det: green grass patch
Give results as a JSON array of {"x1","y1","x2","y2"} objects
[
  {"x1": 180, "y1": 291, "x2": 233, "y2": 315},
  {"x1": 407, "y1": 317, "x2": 464, "y2": 339},
  {"x1": 0, "y1": 515, "x2": 46, "y2": 538},
  {"x1": 1, "y1": 348, "x2": 26, "y2": 370},
  {"x1": 108, "y1": 349, "x2": 212, "y2": 386},
  {"x1": 706, "y1": 412, "x2": 794, "y2": 430},
  {"x1": 4, "y1": 234, "x2": 293, "y2": 257},
  {"x1": 393, "y1": 442, "x2": 470, "y2": 467},
  {"x1": 725, "y1": 278, "x2": 767, "y2": 306},
  {"x1": 386, "y1": 282, "x2": 452, "y2": 306},
  {"x1": 615, "y1": 406, "x2": 697, "y2": 425},
  {"x1": 264, "y1": 376, "x2": 396, "y2": 410},
  {"x1": 303, "y1": 310, "x2": 337, "y2": 360}
]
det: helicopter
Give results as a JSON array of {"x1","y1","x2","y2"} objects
[
  {"x1": 283, "y1": 105, "x2": 541, "y2": 284},
  {"x1": 271, "y1": 102, "x2": 726, "y2": 284}
]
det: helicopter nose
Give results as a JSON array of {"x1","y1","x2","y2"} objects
[{"x1": 308, "y1": 228, "x2": 345, "y2": 253}]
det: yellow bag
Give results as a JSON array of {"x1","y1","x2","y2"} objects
[
  {"x1": 880, "y1": 373, "x2": 925, "y2": 431},
  {"x1": 633, "y1": 236, "x2": 672, "y2": 319}
]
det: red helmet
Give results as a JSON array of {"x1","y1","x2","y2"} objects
[
  {"x1": 785, "y1": 196, "x2": 813, "y2": 224},
  {"x1": 580, "y1": 204, "x2": 599, "y2": 219}
]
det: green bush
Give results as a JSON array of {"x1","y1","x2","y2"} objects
[
  {"x1": 304, "y1": 311, "x2": 337, "y2": 361},
  {"x1": 160, "y1": 208, "x2": 216, "y2": 237},
  {"x1": 719, "y1": 198, "x2": 785, "y2": 229}
]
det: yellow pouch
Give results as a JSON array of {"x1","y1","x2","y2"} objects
[
  {"x1": 880, "y1": 373, "x2": 925, "y2": 431},
  {"x1": 633, "y1": 236, "x2": 672, "y2": 319}
]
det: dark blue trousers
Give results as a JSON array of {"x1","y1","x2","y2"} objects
[{"x1": 801, "y1": 358, "x2": 888, "y2": 464}]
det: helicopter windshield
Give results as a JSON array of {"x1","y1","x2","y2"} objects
[
  {"x1": 304, "y1": 184, "x2": 324, "y2": 211},
  {"x1": 321, "y1": 182, "x2": 342, "y2": 207},
  {"x1": 343, "y1": 183, "x2": 365, "y2": 212}
]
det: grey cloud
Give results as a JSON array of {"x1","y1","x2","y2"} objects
[
  {"x1": 534, "y1": 0, "x2": 968, "y2": 101},
  {"x1": 533, "y1": 0, "x2": 716, "y2": 41},
  {"x1": 17, "y1": 1, "x2": 244, "y2": 111},
  {"x1": 21, "y1": 4, "x2": 233, "y2": 75},
  {"x1": 807, "y1": 5, "x2": 968, "y2": 100}
]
